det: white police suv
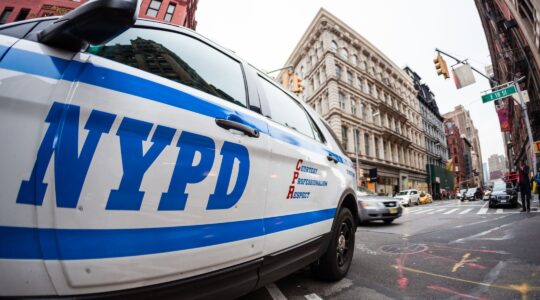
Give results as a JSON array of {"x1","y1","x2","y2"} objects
[{"x1": 0, "y1": 1, "x2": 358, "y2": 298}]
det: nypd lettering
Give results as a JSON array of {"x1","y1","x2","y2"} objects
[{"x1": 16, "y1": 102, "x2": 250, "y2": 211}]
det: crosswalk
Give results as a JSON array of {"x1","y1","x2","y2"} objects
[{"x1": 404, "y1": 204, "x2": 539, "y2": 216}]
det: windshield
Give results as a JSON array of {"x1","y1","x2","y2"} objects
[
  {"x1": 396, "y1": 191, "x2": 408, "y2": 196},
  {"x1": 493, "y1": 183, "x2": 506, "y2": 191},
  {"x1": 459, "y1": 189, "x2": 467, "y2": 193}
]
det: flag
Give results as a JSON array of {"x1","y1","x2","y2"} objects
[{"x1": 446, "y1": 158, "x2": 454, "y2": 171}]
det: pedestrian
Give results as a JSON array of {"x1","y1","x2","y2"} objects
[
  {"x1": 518, "y1": 159, "x2": 532, "y2": 212},
  {"x1": 533, "y1": 165, "x2": 540, "y2": 196}
]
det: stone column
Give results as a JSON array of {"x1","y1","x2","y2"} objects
[
  {"x1": 359, "y1": 129, "x2": 366, "y2": 156},
  {"x1": 379, "y1": 137, "x2": 385, "y2": 160}
]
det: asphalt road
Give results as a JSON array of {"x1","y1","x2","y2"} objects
[{"x1": 242, "y1": 197, "x2": 540, "y2": 300}]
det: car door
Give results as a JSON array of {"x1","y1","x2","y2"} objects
[
  {"x1": 11, "y1": 24, "x2": 271, "y2": 293},
  {"x1": 255, "y1": 74, "x2": 342, "y2": 255}
]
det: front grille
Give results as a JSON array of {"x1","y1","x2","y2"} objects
[
  {"x1": 496, "y1": 195, "x2": 510, "y2": 200},
  {"x1": 383, "y1": 201, "x2": 397, "y2": 207}
]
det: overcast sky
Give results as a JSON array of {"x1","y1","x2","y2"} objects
[{"x1": 196, "y1": 0, "x2": 505, "y2": 163}]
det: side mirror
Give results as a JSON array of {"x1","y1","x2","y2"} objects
[{"x1": 38, "y1": 0, "x2": 137, "y2": 52}]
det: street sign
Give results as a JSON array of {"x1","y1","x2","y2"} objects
[{"x1": 482, "y1": 85, "x2": 517, "y2": 103}]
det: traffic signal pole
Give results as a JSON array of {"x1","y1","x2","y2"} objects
[{"x1": 435, "y1": 48, "x2": 498, "y2": 85}]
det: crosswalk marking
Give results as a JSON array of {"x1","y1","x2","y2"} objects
[
  {"x1": 443, "y1": 208, "x2": 459, "y2": 214},
  {"x1": 496, "y1": 209, "x2": 503, "y2": 214},
  {"x1": 413, "y1": 208, "x2": 434, "y2": 214},
  {"x1": 428, "y1": 209, "x2": 447, "y2": 214},
  {"x1": 459, "y1": 208, "x2": 473, "y2": 214}
]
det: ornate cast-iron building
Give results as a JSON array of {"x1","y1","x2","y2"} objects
[{"x1": 281, "y1": 8, "x2": 428, "y2": 194}]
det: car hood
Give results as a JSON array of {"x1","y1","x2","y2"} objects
[{"x1": 491, "y1": 191, "x2": 509, "y2": 196}]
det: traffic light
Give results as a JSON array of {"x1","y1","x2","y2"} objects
[
  {"x1": 292, "y1": 74, "x2": 303, "y2": 93},
  {"x1": 281, "y1": 70, "x2": 293, "y2": 89},
  {"x1": 433, "y1": 54, "x2": 450, "y2": 79}
]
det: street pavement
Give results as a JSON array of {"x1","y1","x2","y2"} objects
[{"x1": 242, "y1": 197, "x2": 540, "y2": 300}]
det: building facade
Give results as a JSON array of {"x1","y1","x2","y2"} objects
[
  {"x1": 475, "y1": 0, "x2": 540, "y2": 171},
  {"x1": 404, "y1": 67, "x2": 453, "y2": 198},
  {"x1": 281, "y1": 8, "x2": 427, "y2": 194},
  {"x1": 445, "y1": 120, "x2": 468, "y2": 190},
  {"x1": 442, "y1": 105, "x2": 484, "y2": 186},
  {"x1": 0, "y1": 0, "x2": 198, "y2": 29},
  {"x1": 488, "y1": 154, "x2": 508, "y2": 180}
]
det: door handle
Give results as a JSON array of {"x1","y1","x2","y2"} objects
[
  {"x1": 326, "y1": 155, "x2": 338, "y2": 164},
  {"x1": 215, "y1": 118, "x2": 260, "y2": 138}
]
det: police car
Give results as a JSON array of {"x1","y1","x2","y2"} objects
[{"x1": 0, "y1": 0, "x2": 359, "y2": 298}]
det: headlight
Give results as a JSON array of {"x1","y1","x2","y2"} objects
[{"x1": 359, "y1": 200, "x2": 383, "y2": 208}]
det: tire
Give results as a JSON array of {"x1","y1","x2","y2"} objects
[
  {"x1": 383, "y1": 219, "x2": 394, "y2": 224},
  {"x1": 488, "y1": 202, "x2": 493, "y2": 209},
  {"x1": 312, "y1": 207, "x2": 355, "y2": 281}
]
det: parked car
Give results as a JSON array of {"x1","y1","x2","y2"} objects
[
  {"x1": 357, "y1": 190, "x2": 402, "y2": 224},
  {"x1": 0, "y1": 1, "x2": 358, "y2": 298},
  {"x1": 489, "y1": 181, "x2": 518, "y2": 208},
  {"x1": 394, "y1": 189, "x2": 420, "y2": 207},
  {"x1": 457, "y1": 189, "x2": 467, "y2": 200},
  {"x1": 461, "y1": 188, "x2": 479, "y2": 201},
  {"x1": 418, "y1": 192, "x2": 433, "y2": 204}
]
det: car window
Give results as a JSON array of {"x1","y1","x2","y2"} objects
[
  {"x1": 396, "y1": 191, "x2": 407, "y2": 196},
  {"x1": 257, "y1": 76, "x2": 317, "y2": 140},
  {"x1": 24, "y1": 19, "x2": 55, "y2": 41},
  {"x1": 88, "y1": 27, "x2": 247, "y2": 108},
  {"x1": 0, "y1": 21, "x2": 37, "y2": 38}
]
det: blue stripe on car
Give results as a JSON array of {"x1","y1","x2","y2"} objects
[
  {"x1": 0, "y1": 46, "x2": 346, "y2": 164},
  {"x1": 0, "y1": 208, "x2": 336, "y2": 260}
]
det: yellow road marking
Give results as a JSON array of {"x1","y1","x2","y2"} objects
[
  {"x1": 392, "y1": 265, "x2": 540, "y2": 298},
  {"x1": 452, "y1": 252, "x2": 479, "y2": 272}
]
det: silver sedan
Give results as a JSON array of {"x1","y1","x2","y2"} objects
[{"x1": 356, "y1": 192, "x2": 402, "y2": 224}]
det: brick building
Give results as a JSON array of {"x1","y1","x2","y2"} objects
[
  {"x1": 0, "y1": 0, "x2": 198, "y2": 29},
  {"x1": 444, "y1": 119, "x2": 468, "y2": 190},
  {"x1": 475, "y1": 0, "x2": 540, "y2": 171}
]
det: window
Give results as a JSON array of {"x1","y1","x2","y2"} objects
[
  {"x1": 374, "y1": 137, "x2": 379, "y2": 159},
  {"x1": 0, "y1": 21, "x2": 36, "y2": 38},
  {"x1": 164, "y1": 3, "x2": 176, "y2": 22},
  {"x1": 258, "y1": 76, "x2": 320, "y2": 140},
  {"x1": 351, "y1": 99, "x2": 356, "y2": 115},
  {"x1": 89, "y1": 28, "x2": 247, "y2": 107},
  {"x1": 335, "y1": 65, "x2": 341, "y2": 79},
  {"x1": 341, "y1": 126, "x2": 348, "y2": 150},
  {"x1": 364, "y1": 133, "x2": 370, "y2": 156},
  {"x1": 146, "y1": 0, "x2": 162, "y2": 17},
  {"x1": 340, "y1": 48, "x2": 349, "y2": 60},
  {"x1": 339, "y1": 93, "x2": 346, "y2": 110},
  {"x1": 330, "y1": 40, "x2": 338, "y2": 52},
  {"x1": 347, "y1": 71, "x2": 353, "y2": 85},
  {"x1": 14, "y1": 8, "x2": 30, "y2": 22},
  {"x1": 0, "y1": 7, "x2": 13, "y2": 24}
]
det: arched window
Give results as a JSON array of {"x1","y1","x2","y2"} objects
[
  {"x1": 330, "y1": 40, "x2": 338, "y2": 52},
  {"x1": 352, "y1": 54, "x2": 358, "y2": 65},
  {"x1": 340, "y1": 48, "x2": 349, "y2": 60}
]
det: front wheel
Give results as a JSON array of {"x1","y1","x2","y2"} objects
[
  {"x1": 383, "y1": 219, "x2": 394, "y2": 224},
  {"x1": 312, "y1": 207, "x2": 355, "y2": 281}
]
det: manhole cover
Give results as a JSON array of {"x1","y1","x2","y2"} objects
[{"x1": 378, "y1": 244, "x2": 428, "y2": 255}]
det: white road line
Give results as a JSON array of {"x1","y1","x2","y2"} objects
[
  {"x1": 443, "y1": 208, "x2": 459, "y2": 214},
  {"x1": 496, "y1": 209, "x2": 503, "y2": 214},
  {"x1": 459, "y1": 208, "x2": 473, "y2": 214},
  {"x1": 266, "y1": 283, "x2": 287, "y2": 300},
  {"x1": 413, "y1": 208, "x2": 434, "y2": 214},
  {"x1": 428, "y1": 209, "x2": 447, "y2": 214},
  {"x1": 477, "y1": 201, "x2": 489, "y2": 214},
  {"x1": 305, "y1": 294, "x2": 324, "y2": 300}
]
